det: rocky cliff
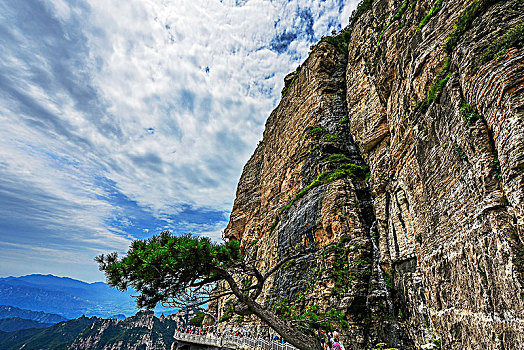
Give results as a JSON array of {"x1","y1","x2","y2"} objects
[
  {"x1": 68, "y1": 310, "x2": 201, "y2": 350},
  {"x1": 68, "y1": 311, "x2": 172, "y2": 350},
  {"x1": 0, "y1": 310, "x2": 197, "y2": 350},
  {"x1": 218, "y1": 0, "x2": 524, "y2": 349}
]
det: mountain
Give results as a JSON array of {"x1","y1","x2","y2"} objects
[
  {"x1": 0, "y1": 328, "x2": 44, "y2": 350},
  {"x1": 0, "y1": 274, "x2": 175, "y2": 319},
  {"x1": 107, "y1": 314, "x2": 127, "y2": 320},
  {"x1": 212, "y1": 0, "x2": 524, "y2": 349},
  {"x1": 0, "y1": 315, "x2": 99, "y2": 350},
  {"x1": 69, "y1": 310, "x2": 177, "y2": 350},
  {"x1": 0, "y1": 317, "x2": 54, "y2": 332},
  {"x1": 0, "y1": 305, "x2": 67, "y2": 323},
  {"x1": 0, "y1": 309, "x2": 196, "y2": 350}
]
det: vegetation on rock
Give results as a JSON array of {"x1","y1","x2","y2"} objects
[
  {"x1": 378, "y1": 0, "x2": 409, "y2": 44},
  {"x1": 476, "y1": 19, "x2": 524, "y2": 66},
  {"x1": 459, "y1": 100, "x2": 481, "y2": 125},
  {"x1": 0, "y1": 316, "x2": 98, "y2": 350},
  {"x1": 415, "y1": 0, "x2": 499, "y2": 113},
  {"x1": 0, "y1": 317, "x2": 53, "y2": 332},
  {"x1": 270, "y1": 162, "x2": 369, "y2": 232},
  {"x1": 417, "y1": 0, "x2": 443, "y2": 30},
  {"x1": 282, "y1": 67, "x2": 302, "y2": 97},
  {"x1": 218, "y1": 300, "x2": 235, "y2": 322},
  {"x1": 187, "y1": 312, "x2": 205, "y2": 327},
  {"x1": 320, "y1": 0, "x2": 374, "y2": 53}
]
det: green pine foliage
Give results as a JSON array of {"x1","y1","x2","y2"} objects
[{"x1": 96, "y1": 232, "x2": 242, "y2": 309}]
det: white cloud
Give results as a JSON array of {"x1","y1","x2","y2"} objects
[
  {"x1": 74, "y1": 0, "x2": 357, "y2": 214},
  {"x1": 0, "y1": 0, "x2": 357, "y2": 280}
]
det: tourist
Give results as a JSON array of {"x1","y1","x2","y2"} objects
[{"x1": 332, "y1": 335, "x2": 345, "y2": 350}]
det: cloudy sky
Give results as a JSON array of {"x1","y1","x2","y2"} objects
[{"x1": 0, "y1": 0, "x2": 358, "y2": 282}]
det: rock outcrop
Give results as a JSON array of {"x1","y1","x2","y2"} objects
[
  {"x1": 68, "y1": 311, "x2": 177, "y2": 350},
  {"x1": 218, "y1": 0, "x2": 524, "y2": 349},
  {"x1": 0, "y1": 309, "x2": 200, "y2": 350}
]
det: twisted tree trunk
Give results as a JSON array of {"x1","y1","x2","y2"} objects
[{"x1": 223, "y1": 273, "x2": 320, "y2": 350}]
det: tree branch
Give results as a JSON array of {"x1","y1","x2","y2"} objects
[
  {"x1": 188, "y1": 276, "x2": 222, "y2": 288},
  {"x1": 222, "y1": 272, "x2": 318, "y2": 350},
  {"x1": 161, "y1": 290, "x2": 234, "y2": 309}
]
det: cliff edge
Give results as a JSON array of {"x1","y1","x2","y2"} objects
[{"x1": 218, "y1": 0, "x2": 524, "y2": 349}]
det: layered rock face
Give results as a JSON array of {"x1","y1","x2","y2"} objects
[
  {"x1": 220, "y1": 0, "x2": 524, "y2": 349},
  {"x1": 347, "y1": 0, "x2": 524, "y2": 348}
]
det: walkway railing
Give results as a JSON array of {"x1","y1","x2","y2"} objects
[{"x1": 173, "y1": 331, "x2": 299, "y2": 350}]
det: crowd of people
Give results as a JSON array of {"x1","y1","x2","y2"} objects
[
  {"x1": 176, "y1": 325, "x2": 256, "y2": 338},
  {"x1": 176, "y1": 325, "x2": 221, "y2": 337},
  {"x1": 266, "y1": 330, "x2": 346, "y2": 350},
  {"x1": 176, "y1": 325, "x2": 346, "y2": 350},
  {"x1": 264, "y1": 329, "x2": 346, "y2": 350}
]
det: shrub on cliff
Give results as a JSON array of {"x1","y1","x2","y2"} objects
[{"x1": 187, "y1": 312, "x2": 205, "y2": 327}]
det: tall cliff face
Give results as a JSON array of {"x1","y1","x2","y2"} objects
[
  {"x1": 347, "y1": 0, "x2": 524, "y2": 347},
  {"x1": 220, "y1": 0, "x2": 524, "y2": 349}
]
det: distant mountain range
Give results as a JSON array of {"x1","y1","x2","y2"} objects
[
  {"x1": 0, "y1": 274, "x2": 175, "y2": 319},
  {"x1": 0, "y1": 310, "x2": 196, "y2": 350},
  {"x1": 0, "y1": 317, "x2": 54, "y2": 332},
  {"x1": 0, "y1": 305, "x2": 67, "y2": 323},
  {"x1": 0, "y1": 315, "x2": 99, "y2": 350}
]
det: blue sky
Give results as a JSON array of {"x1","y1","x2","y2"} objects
[{"x1": 0, "y1": 0, "x2": 358, "y2": 282}]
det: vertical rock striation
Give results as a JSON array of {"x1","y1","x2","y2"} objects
[{"x1": 346, "y1": 0, "x2": 524, "y2": 348}]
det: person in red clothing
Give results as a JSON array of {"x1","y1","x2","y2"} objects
[{"x1": 332, "y1": 335, "x2": 343, "y2": 350}]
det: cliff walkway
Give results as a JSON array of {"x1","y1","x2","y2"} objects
[{"x1": 173, "y1": 330, "x2": 299, "y2": 350}]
